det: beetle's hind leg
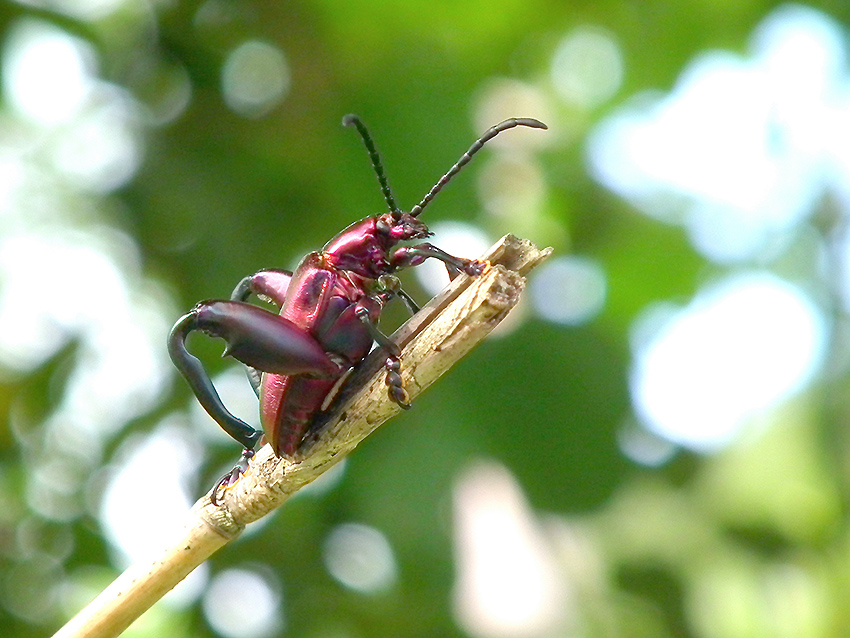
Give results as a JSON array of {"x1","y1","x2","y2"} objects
[
  {"x1": 211, "y1": 447, "x2": 256, "y2": 506},
  {"x1": 169, "y1": 297, "x2": 343, "y2": 504},
  {"x1": 169, "y1": 309, "x2": 265, "y2": 451},
  {"x1": 231, "y1": 269, "x2": 295, "y2": 397}
]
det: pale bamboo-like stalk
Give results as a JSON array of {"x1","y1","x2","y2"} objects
[{"x1": 52, "y1": 234, "x2": 552, "y2": 638}]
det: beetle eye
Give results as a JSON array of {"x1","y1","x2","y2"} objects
[{"x1": 376, "y1": 219, "x2": 392, "y2": 234}]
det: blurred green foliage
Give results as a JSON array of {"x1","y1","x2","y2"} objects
[{"x1": 1, "y1": 1, "x2": 850, "y2": 638}]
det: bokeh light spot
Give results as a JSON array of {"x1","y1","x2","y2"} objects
[
  {"x1": 323, "y1": 523, "x2": 397, "y2": 593},
  {"x1": 587, "y1": 5, "x2": 847, "y2": 263},
  {"x1": 477, "y1": 155, "x2": 546, "y2": 224},
  {"x1": 617, "y1": 420, "x2": 678, "y2": 467},
  {"x1": 202, "y1": 568, "x2": 283, "y2": 638},
  {"x1": 50, "y1": 91, "x2": 142, "y2": 192},
  {"x1": 49, "y1": 0, "x2": 133, "y2": 21},
  {"x1": 1, "y1": 555, "x2": 62, "y2": 623},
  {"x1": 99, "y1": 426, "x2": 203, "y2": 565},
  {"x1": 453, "y1": 462, "x2": 569, "y2": 637},
  {"x1": 530, "y1": 256, "x2": 606, "y2": 325},
  {"x1": 3, "y1": 19, "x2": 96, "y2": 125},
  {"x1": 221, "y1": 40, "x2": 290, "y2": 118},
  {"x1": 631, "y1": 273, "x2": 826, "y2": 451},
  {"x1": 551, "y1": 26, "x2": 623, "y2": 109}
]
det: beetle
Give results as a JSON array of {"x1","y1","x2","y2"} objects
[{"x1": 168, "y1": 114, "x2": 547, "y2": 501}]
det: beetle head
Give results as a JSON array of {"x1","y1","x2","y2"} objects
[
  {"x1": 323, "y1": 213, "x2": 429, "y2": 279},
  {"x1": 376, "y1": 211, "x2": 430, "y2": 242},
  {"x1": 338, "y1": 114, "x2": 547, "y2": 277}
]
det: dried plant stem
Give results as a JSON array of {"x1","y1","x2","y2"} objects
[{"x1": 52, "y1": 234, "x2": 552, "y2": 638}]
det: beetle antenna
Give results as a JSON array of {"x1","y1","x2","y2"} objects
[
  {"x1": 409, "y1": 117, "x2": 547, "y2": 218},
  {"x1": 343, "y1": 114, "x2": 400, "y2": 218}
]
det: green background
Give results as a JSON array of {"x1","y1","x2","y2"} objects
[{"x1": 1, "y1": 1, "x2": 849, "y2": 637}]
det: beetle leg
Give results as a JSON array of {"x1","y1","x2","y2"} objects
[
  {"x1": 395, "y1": 288, "x2": 420, "y2": 314},
  {"x1": 354, "y1": 305, "x2": 411, "y2": 408},
  {"x1": 242, "y1": 366, "x2": 264, "y2": 399},
  {"x1": 389, "y1": 243, "x2": 486, "y2": 280},
  {"x1": 232, "y1": 268, "x2": 294, "y2": 305},
  {"x1": 383, "y1": 356, "x2": 410, "y2": 407},
  {"x1": 169, "y1": 300, "x2": 344, "y2": 447},
  {"x1": 169, "y1": 311, "x2": 263, "y2": 451},
  {"x1": 231, "y1": 269, "x2": 295, "y2": 397},
  {"x1": 377, "y1": 274, "x2": 420, "y2": 315},
  {"x1": 211, "y1": 448, "x2": 255, "y2": 506}
]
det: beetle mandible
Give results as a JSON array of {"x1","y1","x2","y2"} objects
[{"x1": 168, "y1": 115, "x2": 547, "y2": 501}]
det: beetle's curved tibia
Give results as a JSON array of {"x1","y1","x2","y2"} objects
[{"x1": 168, "y1": 300, "x2": 343, "y2": 448}]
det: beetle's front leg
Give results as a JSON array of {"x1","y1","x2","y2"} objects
[
  {"x1": 389, "y1": 243, "x2": 486, "y2": 280},
  {"x1": 354, "y1": 305, "x2": 411, "y2": 408}
]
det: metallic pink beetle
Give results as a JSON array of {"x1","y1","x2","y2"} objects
[{"x1": 168, "y1": 115, "x2": 547, "y2": 499}]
